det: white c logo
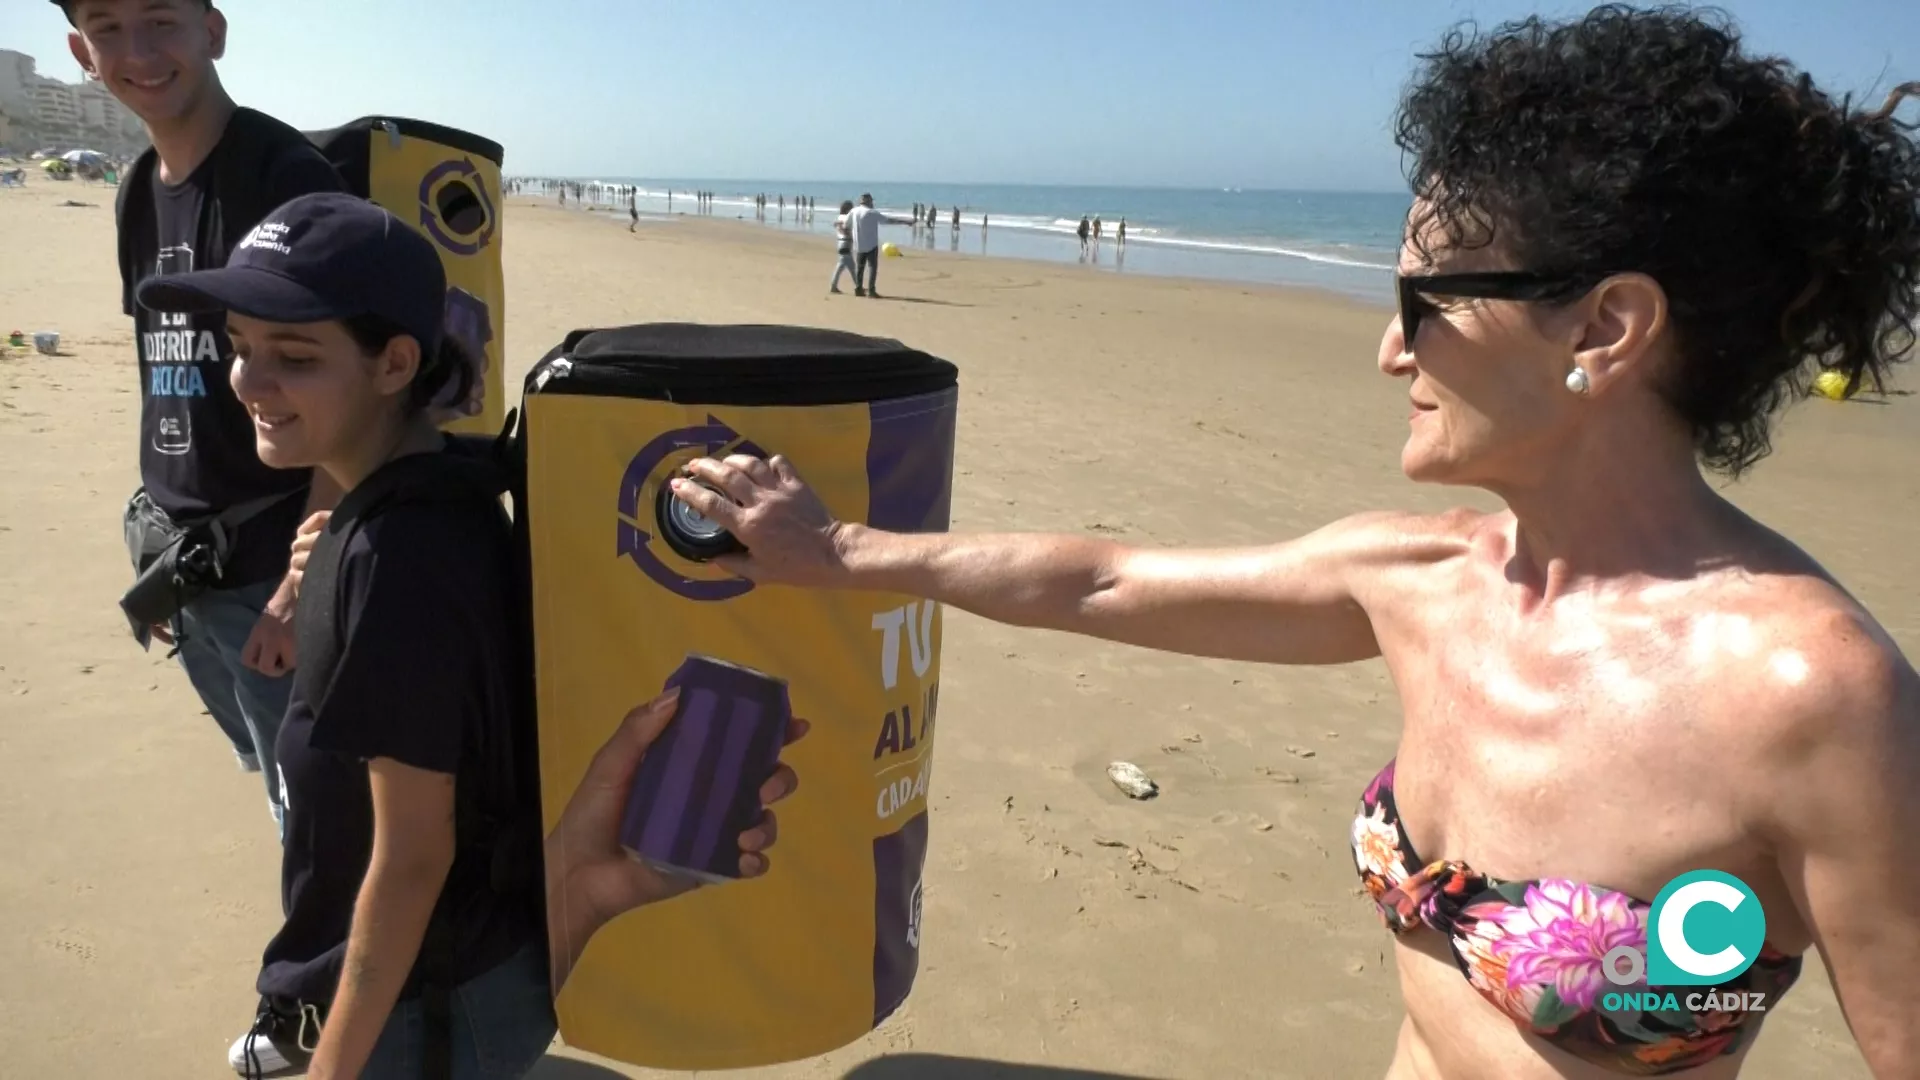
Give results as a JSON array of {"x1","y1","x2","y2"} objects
[{"x1": 1656, "y1": 879, "x2": 1748, "y2": 978}]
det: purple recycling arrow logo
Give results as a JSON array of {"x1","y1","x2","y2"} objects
[
  {"x1": 417, "y1": 157, "x2": 497, "y2": 257},
  {"x1": 615, "y1": 415, "x2": 769, "y2": 602}
]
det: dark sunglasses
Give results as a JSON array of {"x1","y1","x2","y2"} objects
[{"x1": 1397, "y1": 271, "x2": 1600, "y2": 346}]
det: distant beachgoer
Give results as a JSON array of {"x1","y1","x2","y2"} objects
[
  {"x1": 829, "y1": 199, "x2": 858, "y2": 295},
  {"x1": 1093, "y1": 215, "x2": 1103, "y2": 241},
  {"x1": 848, "y1": 193, "x2": 886, "y2": 298},
  {"x1": 982, "y1": 213, "x2": 989, "y2": 231},
  {"x1": 629, "y1": 193, "x2": 638, "y2": 233},
  {"x1": 951, "y1": 206, "x2": 960, "y2": 231},
  {"x1": 1077, "y1": 215, "x2": 1091, "y2": 253},
  {"x1": 1117, "y1": 218, "x2": 1127, "y2": 245}
]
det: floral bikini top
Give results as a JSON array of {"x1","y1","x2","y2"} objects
[{"x1": 1350, "y1": 760, "x2": 1804, "y2": 1076}]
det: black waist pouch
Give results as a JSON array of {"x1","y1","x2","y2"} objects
[{"x1": 120, "y1": 488, "x2": 299, "y2": 647}]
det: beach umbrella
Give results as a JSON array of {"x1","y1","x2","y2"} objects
[
  {"x1": 61, "y1": 149, "x2": 106, "y2": 165},
  {"x1": 40, "y1": 159, "x2": 68, "y2": 171}
]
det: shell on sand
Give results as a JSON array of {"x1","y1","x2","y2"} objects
[{"x1": 1107, "y1": 761, "x2": 1160, "y2": 799}]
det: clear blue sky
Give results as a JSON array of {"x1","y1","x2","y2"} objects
[{"x1": 6, "y1": 0, "x2": 1914, "y2": 190}]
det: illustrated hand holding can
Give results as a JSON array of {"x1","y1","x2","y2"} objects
[
  {"x1": 544, "y1": 665, "x2": 809, "y2": 993},
  {"x1": 619, "y1": 654, "x2": 797, "y2": 883}
]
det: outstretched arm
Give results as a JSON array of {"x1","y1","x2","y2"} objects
[
  {"x1": 827, "y1": 519, "x2": 1389, "y2": 665},
  {"x1": 673, "y1": 454, "x2": 1423, "y2": 666}
]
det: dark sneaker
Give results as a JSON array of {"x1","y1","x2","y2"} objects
[{"x1": 229, "y1": 997, "x2": 321, "y2": 1079}]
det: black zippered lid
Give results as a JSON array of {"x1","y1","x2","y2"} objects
[
  {"x1": 307, "y1": 116, "x2": 505, "y2": 166},
  {"x1": 524, "y1": 324, "x2": 959, "y2": 406}
]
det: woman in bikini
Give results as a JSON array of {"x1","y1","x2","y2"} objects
[{"x1": 663, "y1": 8, "x2": 1920, "y2": 1079}]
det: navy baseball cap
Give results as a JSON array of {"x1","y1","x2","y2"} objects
[
  {"x1": 137, "y1": 192, "x2": 447, "y2": 356},
  {"x1": 54, "y1": 1, "x2": 215, "y2": 26}
]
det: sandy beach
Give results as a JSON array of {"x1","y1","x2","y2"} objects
[{"x1": 2, "y1": 183, "x2": 1911, "y2": 1079}]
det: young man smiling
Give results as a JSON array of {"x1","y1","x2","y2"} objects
[{"x1": 58, "y1": 0, "x2": 346, "y2": 834}]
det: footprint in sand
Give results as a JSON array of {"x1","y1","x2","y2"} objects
[{"x1": 46, "y1": 934, "x2": 96, "y2": 963}]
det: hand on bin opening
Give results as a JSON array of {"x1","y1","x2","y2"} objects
[
  {"x1": 670, "y1": 453, "x2": 848, "y2": 587},
  {"x1": 544, "y1": 686, "x2": 808, "y2": 993}
]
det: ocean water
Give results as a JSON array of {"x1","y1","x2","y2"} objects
[{"x1": 519, "y1": 178, "x2": 1412, "y2": 304}]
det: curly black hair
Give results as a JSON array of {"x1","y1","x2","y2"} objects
[{"x1": 1394, "y1": 4, "x2": 1920, "y2": 476}]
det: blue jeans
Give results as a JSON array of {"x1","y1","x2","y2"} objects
[
  {"x1": 830, "y1": 249, "x2": 856, "y2": 290},
  {"x1": 363, "y1": 943, "x2": 558, "y2": 1079},
  {"x1": 171, "y1": 578, "x2": 292, "y2": 831}
]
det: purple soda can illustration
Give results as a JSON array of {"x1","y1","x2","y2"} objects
[{"x1": 619, "y1": 654, "x2": 791, "y2": 884}]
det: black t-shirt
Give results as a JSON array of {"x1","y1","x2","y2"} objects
[
  {"x1": 257, "y1": 450, "x2": 538, "y2": 1005},
  {"x1": 128, "y1": 123, "x2": 345, "y2": 587}
]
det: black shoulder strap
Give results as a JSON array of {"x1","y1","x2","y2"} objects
[
  {"x1": 294, "y1": 449, "x2": 513, "y2": 725},
  {"x1": 115, "y1": 148, "x2": 159, "y2": 317},
  {"x1": 209, "y1": 107, "x2": 306, "y2": 256},
  {"x1": 447, "y1": 416, "x2": 544, "y2": 885},
  {"x1": 292, "y1": 506, "x2": 348, "y2": 723}
]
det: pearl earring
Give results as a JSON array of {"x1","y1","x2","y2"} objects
[{"x1": 1565, "y1": 366, "x2": 1591, "y2": 395}]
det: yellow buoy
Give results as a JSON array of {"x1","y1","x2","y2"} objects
[
  {"x1": 1812, "y1": 369, "x2": 1851, "y2": 401},
  {"x1": 881, "y1": 242, "x2": 901, "y2": 257}
]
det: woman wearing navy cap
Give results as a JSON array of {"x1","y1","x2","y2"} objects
[{"x1": 138, "y1": 192, "x2": 804, "y2": 1080}]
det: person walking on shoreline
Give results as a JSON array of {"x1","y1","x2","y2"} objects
[
  {"x1": 829, "y1": 199, "x2": 858, "y2": 295},
  {"x1": 847, "y1": 193, "x2": 886, "y2": 298}
]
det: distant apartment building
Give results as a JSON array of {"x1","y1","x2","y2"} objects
[
  {"x1": 32, "y1": 81, "x2": 80, "y2": 128},
  {"x1": 0, "y1": 48, "x2": 147, "y2": 158},
  {"x1": 0, "y1": 49, "x2": 36, "y2": 124}
]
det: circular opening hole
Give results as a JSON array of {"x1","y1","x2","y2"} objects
[{"x1": 436, "y1": 179, "x2": 486, "y2": 235}]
